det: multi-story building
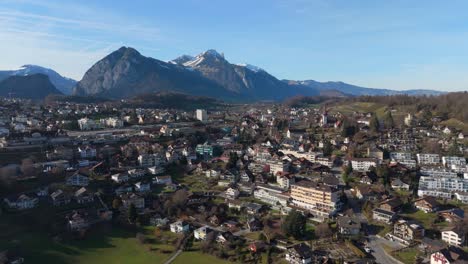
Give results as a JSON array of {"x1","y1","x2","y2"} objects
[
  {"x1": 441, "y1": 226, "x2": 465, "y2": 247},
  {"x1": 390, "y1": 152, "x2": 413, "y2": 161},
  {"x1": 78, "y1": 146, "x2": 96, "y2": 159},
  {"x1": 66, "y1": 173, "x2": 89, "y2": 187},
  {"x1": 285, "y1": 243, "x2": 313, "y2": 264},
  {"x1": 266, "y1": 159, "x2": 290, "y2": 175},
  {"x1": 392, "y1": 220, "x2": 425, "y2": 244},
  {"x1": 417, "y1": 153, "x2": 440, "y2": 165},
  {"x1": 348, "y1": 158, "x2": 379, "y2": 172},
  {"x1": 100, "y1": 117, "x2": 123, "y2": 128},
  {"x1": 290, "y1": 180, "x2": 341, "y2": 219},
  {"x1": 254, "y1": 184, "x2": 290, "y2": 208},
  {"x1": 78, "y1": 118, "x2": 100, "y2": 130},
  {"x1": 195, "y1": 109, "x2": 207, "y2": 122},
  {"x1": 418, "y1": 176, "x2": 468, "y2": 200},
  {"x1": 138, "y1": 153, "x2": 166, "y2": 167},
  {"x1": 196, "y1": 143, "x2": 215, "y2": 157},
  {"x1": 420, "y1": 168, "x2": 458, "y2": 178},
  {"x1": 442, "y1": 156, "x2": 467, "y2": 168},
  {"x1": 4, "y1": 194, "x2": 39, "y2": 210}
]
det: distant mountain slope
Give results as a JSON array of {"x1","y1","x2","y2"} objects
[
  {"x1": 74, "y1": 46, "x2": 443, "y2": 101},
  {"x1": 74, "y1": 47, "x2": 321, "y2": 101},
  {"x1": 73, "y1": 47, "x2": 241, "y2": 100},
  {"x1": 0, "y1": 65, "x2": 76, "y2": 95},
  {"x1": 173, "y1": 49, "x2": 320, "y2": 100},
  {"x1": 0, "y1": 74, "x2": 62, "y2": 99},
  {"x1": 287, "y1": 80, "x2": 443, "y2": 96}
]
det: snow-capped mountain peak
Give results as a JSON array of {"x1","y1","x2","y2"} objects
[
  {"x1": 237, "y1": 63, "x2": 264, "y2": 73},
  {"x1": 170, "y1": 55, "x2": 195, "y2": 65},
  {"x1": 202, "y1": 49, "x2": 224, "y2": 58},
  {"x1": 0, "y1": 64, "x2": 76, "y2": 94}
]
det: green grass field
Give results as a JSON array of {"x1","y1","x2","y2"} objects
[
  {"x1": 172, "y1": 251, "x2": 232, "y2": 264},
  {"x1": 0, "y1": 224, "x2": 173, "y2": 264},
  {"x1": 391, "y1": 247, "x2": 419, "y2": 264}
]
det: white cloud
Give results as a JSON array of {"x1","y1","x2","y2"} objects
[{"x1": 0, "y1": 0, "x2": 164, "y2": 79}]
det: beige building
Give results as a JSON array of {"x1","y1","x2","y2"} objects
[{"x1": 290, "y1": 180, "x2": 341, "y2": 219}]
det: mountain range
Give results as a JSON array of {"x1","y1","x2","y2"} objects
[
  {"x1": 73, "y1": 47, "x2": 443, "y2": 101},
  {"x1": 0, "y1": 65, "x2": 76, "y2": 95},
  {"x1": 0, "y1": 47, "x2": 444, "y2": 101},
  {"x1": 0, "y1": 74, "x2": 62, "y2": 99}
]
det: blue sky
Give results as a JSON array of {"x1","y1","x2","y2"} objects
[{"x1": 1, "y1": 0, "x2": 467, "y2": 91}]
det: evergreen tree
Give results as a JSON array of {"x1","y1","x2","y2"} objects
[
  {"x1": 448, "y1": 140, "x2": 462, "y2": 156},
  {"x1": 376, "y1": 165, "x2": 390, "y2": 186},
  {"x1": 323, "y1": 139, "x2": 333, "y2": 157},
  {"x1": 384, "y1": 111, "x2": 395, "y2": 129},
  {"x1": 281, "y1": 210, "x2": 307, "y2": 239},
  {"x1": 128, "y1": 203, "x2": 138, "y2": 223},
  {"x1": 112, "y1": 198, "x2": 122, "y2": 209},
  {"x1": 369, "y1": 114, "x2": 380, "y2": 133}
]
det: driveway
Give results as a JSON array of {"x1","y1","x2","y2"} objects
[{"x1": 367, "y1": 235, "x2": 404, "y2": 264}]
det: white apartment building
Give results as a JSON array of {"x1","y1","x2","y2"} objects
[
  {"x1": 418, "y1": 176, "x2": 468, "y2": 203},
  {"x1": 266, "y1": 159, "x2": 290, "y2": 175},
  {"x1": 420, "y1": 168, "x2": 458, "y2": 178},
  {"x1": 100, "y1": 117, "x2": 123, "y2": 128},
  {"x1": 279, "y1": 149, "x2": 319, "y2": 163},
  {"x1": 399, "y1": 159, "x2": 417, "y2": 168},
  {"x1": 138, "y1": 153, "x2": 167, "y2": 167},
  {"x1": 417, "y1": 153, "x2": 440, "y2": 165},
  {"x1": 441, "y1": 228, "x2": 465, "y2": 247},
  {"x1": 253, "y1": 184, "x2": 289, "y2": 208},
  {"x1": 195, "y1": 109, "x2": 207, "y2": 122},
  {"x1": 442, "y1": 156, "x2": 466, "y2": 168},
  {"x1": 315, "y1": 156, "x2": 334, "y2": 168},
  {"x1": 78, "y1": 118, "x2": 100, "y2": 130},
  {"x1": 348, "y1": 158, "x2": 379, "y2": 172},
  {"x1": 390, "y1": 152, "x2": 413, "y2": 161},
  {"x1": 78, "y1": 146, "x2": 97, "y2": 159}
]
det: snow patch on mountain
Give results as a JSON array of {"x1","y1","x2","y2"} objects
[{"x1": 237, "y1": 63, "x2": 264, "y2": 73}]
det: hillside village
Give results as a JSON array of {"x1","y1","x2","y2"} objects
[{"x1": 0, "y1": 96, "x2": 467, "y2": 264}]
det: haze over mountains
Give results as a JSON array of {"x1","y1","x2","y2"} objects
[
  {"x1": 0, "y1": 74, "x2": 62, "y2": 100},
  {"x1": 0, "y1": 65, "x2": 76, "y2": 95},
  {"x1": 0, "y1": 47, "x2": 444, "y2": 101}
]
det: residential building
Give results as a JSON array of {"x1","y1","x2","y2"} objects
[
  {"x1": 194, "y1": 226, "x2": 214, "y2": 240},
  {"x1": 285, "y1": 243, "x2": 312, "y2": 264},
  {"x1": 170, "y1": 220, "x2": 189, "y2": 233},
  {"x1": 3, "y1": 194, "x2": 38, "y2": 210},
  {"x1": 50, "y1": 189, "x2": 71, "y2": 206},
  {"x1": 348, "y1": 158, "x2": 379, "y2": 172},
  {"x1": 111, "y1": 173, "x2": 129, "y2": 183},
  {"x1": 121, "y1": 193, "x2": 145, "y2": 209},
  {"x1": 392, "y1": 220, "x2": 425, "y2": 244},
  {"x1": 442, "y1": 156, "x2": 466, "y2": 168},
  {"x1": 134, "y1": 181, "x2": 151, "y2": 193},
  {"x1": 225, "y1": 187, "x2": 240, "y2": 199},
  {"x1": 66, "y1": 173, "x2": 89, "y2": 187},
  {"x1": 195, "y1": 109, "x2": 207, "y2": 122},
  {"x1": 430, "y1": 247, "x2": 468, "y2": 264},
  {"x1": 441, "y1": 226, "x2": 465, "y2": 247},
  {"x1": 77, "y1": 146, "x2": 96, "y2": 159},
  {"x1": 414, "y1": 196, "x2": 439, "y2": 213},
  {"x1": 74, "y1": 187, "x2": 94, "y2": 204},
  {"x1": 290, "y1": 180, "x2": 341, "y2": 219},
  {"x1": 253, "y1": 184, "x2": 289, "y2": 208},
  {"x1": 417, "y1": 153, "x2": 441, "y2": 165},
  {"x1": 336, "y1": 216, "x2": 361, "y2": 236},
  {"x1": 373, "y1": 208, "x2": 395, "y2": 224}
]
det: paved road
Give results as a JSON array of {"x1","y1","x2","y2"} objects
[
  {"x1": 367, "y1": 235, "x2": 404, "y2": 264},
  {"x1": 163, "y1": 249, "x2": 183, "y2": 264}
]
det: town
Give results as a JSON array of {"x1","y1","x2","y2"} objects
[{"x1": 0, "y1": 96, "x2": 467, "y2": 264}]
